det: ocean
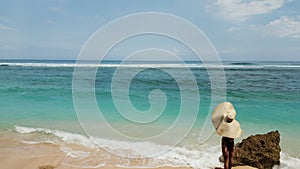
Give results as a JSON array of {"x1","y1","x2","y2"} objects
[{"x1": 0, "y1": 60, "x2": 300, "y2": 168}]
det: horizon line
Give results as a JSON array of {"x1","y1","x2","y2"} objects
[{"x1": 1, "y1": 59, "x2": 300, "y2": 62}]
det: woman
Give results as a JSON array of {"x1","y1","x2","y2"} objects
[{"x1": 212, "y1": 102, "x2": 242, "y2": 169}]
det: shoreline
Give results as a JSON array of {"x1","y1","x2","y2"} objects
[
  {"x1": 1, "y1": 125, "x2": 300, "y2": 168},
  {"x1": 1, "y1": 126, "x2": 300, "y2": 168},
  {"x1": 0, "y1": 130, "x2": 258, "y2": 169},
  {"x1": 0, "y1": 153, "x2": 256, "y2": 169}
]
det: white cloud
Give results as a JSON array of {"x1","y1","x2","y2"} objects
[
  {"x1": 226, "y1": 24, "x2": 259, "y2": 33},
  {"x1": 266, "y1": 16, "x2": 300, "y2": 38},
  {"x1": 0, "y1": 24, "x2": 15, "y2": 31},
  {"x1": 225, "y1": 16, "x2": 300, "y2": 39},
  {"x1": 210, "y1": 0, "x2": 288, "y2": 22}
]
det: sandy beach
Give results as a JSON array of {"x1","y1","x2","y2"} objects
[
  {"x1": 0, "y1": 134, "x2": 256, "y2": 169},
  {"x1": 0, "y1": 153, "x2": 256, "y2": 169},
  {"x1": 0, "y1": 158, "x2": 256, "y2": 169}
]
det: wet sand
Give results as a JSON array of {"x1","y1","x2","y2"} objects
[{"x1": 0, "y1": 134, "x2": 256, "y2": 169}]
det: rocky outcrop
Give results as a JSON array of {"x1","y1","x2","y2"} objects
[{"x1": 233, "y1": 131, "x2": 281, "y2": 169}]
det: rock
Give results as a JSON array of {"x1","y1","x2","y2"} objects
[
  {"x1": 38, "y1": 165, "x2": 55, "y2": 169},
  {"x1": 233, "y1": 131, "x2": 281, "y2": 169}
]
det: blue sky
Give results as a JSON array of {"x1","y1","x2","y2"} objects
[{"x1": 0, "y1": 0, "x2": 300, "y2": 61}]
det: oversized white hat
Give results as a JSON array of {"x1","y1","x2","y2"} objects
[{"x1": 211, "y1": 102, "x2": 242, "y2": 138}]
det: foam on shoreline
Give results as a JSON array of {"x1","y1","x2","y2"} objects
[{"x1": 1, "y1": 125, "x2": 298, "y2": 169}]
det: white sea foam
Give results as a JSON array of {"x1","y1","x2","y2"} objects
[
  {"x1": 14, "y1": 125, "x2": 96, "y2": 149},
  {"x1": 1, "y1": 62, "x2": 77, "y2": 67},
  {"x1": 1, "y1": 62, "x2": 201, "y2": 68},
  {"x1": 279, "y1": 152, "x2": 300, "y2": 169},
  {"x1": 2, "y1": 62, "x2": 300, "y2": 69},
  {"x1": 61, "y1": 147, "x2": 90, "y2": 159},
  {"x1": 14, "y1": 125, "x2": 53, "y2": 134},
  {"x1": 13, "y1": 125, "x2": 300, "y2": 169},
  {"x1": 91, "y1": 137, "x2": 171, "y2": 157},
  {"x1": 20, "y1": 140, "x2": 55, "y2": 145}
]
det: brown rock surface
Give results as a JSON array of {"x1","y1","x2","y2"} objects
[
  {"x1": 233, "y1": 131, "x2": 281, "y2": 169},
  {"x1": 39, "y1": 165, "x2": 55, "y2": 169}
]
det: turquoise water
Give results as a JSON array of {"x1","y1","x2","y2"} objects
[{"x1": 0, "y1": 60, "x2": 300, "y2": 168}]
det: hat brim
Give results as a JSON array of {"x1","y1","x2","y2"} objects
[
  {"x1": 216, "y1": 119, "x2": 242, "y2": 138},
  {"x1": 211, "y1": 102, "x2": 242, "y2": 138}
]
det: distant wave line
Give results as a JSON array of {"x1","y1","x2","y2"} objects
[{"x1": 1, "y1": 62, "x2": 300, "y2": 69}]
